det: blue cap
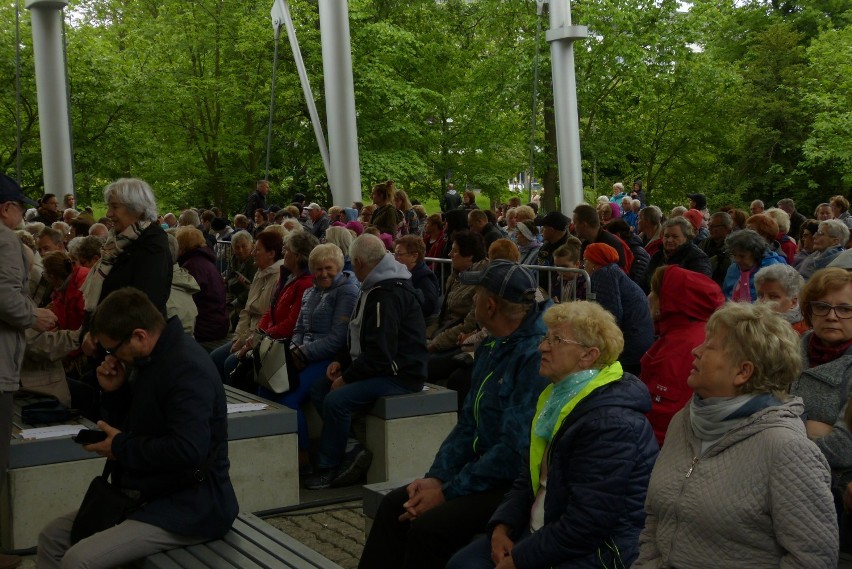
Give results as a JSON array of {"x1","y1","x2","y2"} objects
[
  {"x1": 458, "y1": 260, "x2": 537, "y2": 304},
  {"x1": 0, "y1": 174, "x2": 38, "y2": 207}
]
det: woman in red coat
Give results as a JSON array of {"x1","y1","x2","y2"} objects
[
  {"x1": 640, "y1": 265, "x2": 724, "y2": 445},
  {"x1": 256, "y1": 231, "x2": 318, "y2": 340},
  {"x1": 42, "y1": 250, "x2": 88, "y2": 331}
]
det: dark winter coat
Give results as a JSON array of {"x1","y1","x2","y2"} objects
[
  {"x1": 642, "y1": 242, "x2": 712, "y2": 292},
  {"x1": 104, "y1": 318, "x2": 239, "y2": 538},
  {"x1": 178, "y1": 246, "x2": 229, "y2": 342}
]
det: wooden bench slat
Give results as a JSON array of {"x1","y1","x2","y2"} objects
[
  {"x1": 138, "y1": 552, "x2": 185, "y2": 569},
  {"x1": 231, "y1": 514, "x2": 343, "y2": 568},
  {"x1": 156, "y1": 548, "x2": 211, "y2": 569},
  {"x1": 181, "y1": 543, "x2": 245, "y2": 569},
  {"x1": 220, "y1": 532, "x2": 305, "y2": 568},
  {"x1": 204, "y1": 538, "x2": 269, "y2": 569}
]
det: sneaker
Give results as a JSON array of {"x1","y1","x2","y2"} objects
[
  {"x1": 331, "y1": 446, "x2": 373, "y2": 488},
  {"x1": 304, "y1": 468, "x2": 337, "y2": 490}
]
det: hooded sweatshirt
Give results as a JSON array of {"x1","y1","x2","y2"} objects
[
  {"x1": 640, "y1": 267, "x2": 724, "y2": 445},
  {"x1": 342, "y1": 254, "x2": 426, "y2": 390}
]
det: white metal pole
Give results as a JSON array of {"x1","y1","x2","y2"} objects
[
  {"x1": 25, "y1": 0, "x2": 73, "y2": 198},
  {"x1": 546, "y1": 0, "x2": 587, "y2": 214},
  {"x1": 318, "y1": 0, "x2": 361, "y2": 207}
]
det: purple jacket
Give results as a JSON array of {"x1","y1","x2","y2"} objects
[{"x1": 178, "y1": 247, "x2": 228, "y2": 342}]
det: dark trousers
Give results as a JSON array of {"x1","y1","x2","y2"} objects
[
  {"x1": 358, "y1": 483, "x2": 510, "y2": 569},
  {"x1": 0, "y1": 392, "x2": 13, "y2": 490}
]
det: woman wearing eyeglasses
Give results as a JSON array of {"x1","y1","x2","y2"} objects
[
  {"x1": 791, "y1": 268, "x2": 852, "y2": 545},
  {"x1": 447, "y1": 301, "x2": 658, "y2": 569}
]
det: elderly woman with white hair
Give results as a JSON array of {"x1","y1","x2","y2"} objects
[
  {"x1": 225, "y1": 230, "x2": 256, "y2": 327},
  {"x1": 81, "y1": 179, "x2": 171, "y2": 333},
  {"x1": 324, "y1": 225, "x2": 354, "y2": 272},
  {"x1": 798, "y1": 219, "x2": 850, "y2": 280},
  {"x1": 448, "y1": 301, "x2": 658, "y2": 569},
  {"x1": 634, "y1": 302, "x2": 838, "y2": 568},
  {"x1": 755, "y1": 263, "x2": 808, "y2": 334}
]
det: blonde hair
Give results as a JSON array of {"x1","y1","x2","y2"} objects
[
  {"x1": 308, "y1": 243, "x2": 344, "y2": 273},
  {"x1": 515, "y1": 205, "x2": 536, "y2": 223},
  {"x1": 175, "y1": 226, "x2": 206, "y2": 254},
  {"x1": 543, "y1": 301, "x2": 624, "y2": 367},
  {"x1": 705, "y1": 302, "x2": 802, "y2": 396}
]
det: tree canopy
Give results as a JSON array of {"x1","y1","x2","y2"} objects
[{"x1": 1, "y1": 0, "x2": 848, "y2": 215}]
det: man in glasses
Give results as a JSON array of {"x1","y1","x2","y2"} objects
[
  {"x1": 0, "y1": 173, "x2": 58, "y2": 569},
  {"x1": 359, "y1": 260, "x2": 549, "y2": 569},
  {"x1": 37, "y1": 288, "x2": 237, "y2": 568}
]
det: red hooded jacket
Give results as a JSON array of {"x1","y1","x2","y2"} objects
[{"x1": 639, "y1": 266, "x2": 724, "y2": 445}]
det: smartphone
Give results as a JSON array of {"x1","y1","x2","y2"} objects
[
  {"x1": 234, "y1": 271, "x2": 252, "y2": 285},
  {"x1": 73, "y1": 429, "x2": 107, "y2": 445}
]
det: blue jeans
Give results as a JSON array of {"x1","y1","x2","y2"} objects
[
  {"x1": 311, "y1": 375, "x2": 414, "y2": 469},
  {"x1": 258, "y1": 360, "x2": 329, "y2": 450},
  {"x1": 210, "y1": 343, "x2": 239, "y2": 384}
]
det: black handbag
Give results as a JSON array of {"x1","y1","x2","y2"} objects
[
  {"x1": 69, "y1": 461, "x2": 140, "y2": 544},
  {"x1": 69, "y1": 441, "x2": 225, "y2": 544}
]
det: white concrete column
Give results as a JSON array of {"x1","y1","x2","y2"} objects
[
  {"x1": 25, "y1": 0, "x2": 74, "y2": 198},
  {"x1": 318, "y1": 0, "x2": 362, "y2": 207},
  {"x1": 546, "y1": 0, "x2": 587, "y2": 214}
]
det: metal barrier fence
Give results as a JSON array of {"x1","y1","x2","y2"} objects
[
  {"x1": 215, "y1": 240, "x2": 233, "y2": 277},
  {"x1": 425, "y1": 257, "x2": 594, "y2": 302}
]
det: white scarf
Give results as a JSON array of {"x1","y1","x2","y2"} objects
[{"x1": 81, "y1": 220, "x2": 151, "y2": 311}]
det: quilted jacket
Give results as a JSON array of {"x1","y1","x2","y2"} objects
[
  {"x1": 291, "y1": 271, "x2": 359, "y2": 363},
  {"x1": 427, "y1": 259, "x2": 487, "y2": 352},
  {"x1": 634, "y1": 399, "x2": 838, "y2": 568},
  {"x1": 791, "y1": 332, "x2": 852, "y2": 488}
]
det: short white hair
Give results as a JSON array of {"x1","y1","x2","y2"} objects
[
  {"x1": 350, "y1": 233, "x2": 387, "y2": 267},
  {"x1": 103, "y1": 178, "x2": 159, "y2": 222}
]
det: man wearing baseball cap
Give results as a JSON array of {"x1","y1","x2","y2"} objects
[
  {"x1": 360, "y1": 260, "x2": 550, "y2": 569},
  {"x1": 0, "y1": 174, "x2": 58, "y2": 569},
  {"x1": 303, "y1": 202, "x2": 329, "y2": 240}
]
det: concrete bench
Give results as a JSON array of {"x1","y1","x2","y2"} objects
[
  {"x1": 364, "y1": 384, "x2": 457, "y2": 484},
  {"x1": 361, "y1": 479, "x2": 415, "y2": 535},
  {"x1": 1, "y1": 387, "x2": 298, "y2": 550},
  {"x1": 138, "y1": 512, "x2": 343, "y2": 569}
]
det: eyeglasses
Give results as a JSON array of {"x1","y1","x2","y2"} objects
[
  {"x1": 100, "y1": 333, "x2": 133, "y2": 356},
  {"x1": 541, "y1": 334, "x2": 588, "y2": 348},
  {"x1": 810, "y1": 302, "x2": 852, "y2": 319},
  {"x1": 393, "y1": 251, "x2": 414, "y2": 258}
]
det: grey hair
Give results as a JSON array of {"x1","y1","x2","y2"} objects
[
  {"x1": 67, "y1": 235, "x2": 103, "y2": 263},
  {"x1": 751, "y1": 199, "x2": 764, "y2": 208},
  {"x1": 230, "y1": 230, "x2": 253, "y2": 248},
  {"x1": 613, "y1": 182, "x2": 624, "y2": 192},
  {"x1": 639, "y1": 205, "x2": 662, "y2": 226},
  {"x1": 765, "y1": 208, "x2": 790, "y2": 234},
  {"x1": 820, "y1": 219, "x2": 850, "y2": 245},
  {"x1": 725, "y1": 229, "x2": 767, "y2": 260},
  {"x1": 663, "y1": 216, "x2": 695, "y2": 240},
  {"x1": 178, "y1": 209, "x2": 200, "y2": 227},
  {"x1": 670, "y1": 206, "x2": 687, "y2": 218},
  {"x1": 777, "y1": 198, "x2": 795, "y2": 209},
  {"x1": 710, "y1": 211, "x2": 733, "y2": 228},
  {"x1": 103, "y1": 178, "x2": 159, "y2": 222},
  {"x1": 350, "y1": 233, "x2": 387, "y2": 268},
  {"x1": 754, "y1": 264, "x2": 804, "y2": 299},
  {"x1": 325, "y1": 226, "x2": 354, "y2": 256}
]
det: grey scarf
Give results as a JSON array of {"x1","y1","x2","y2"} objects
[{"x1": 690, "y1": 393, "x2": 781, "y2": 452}]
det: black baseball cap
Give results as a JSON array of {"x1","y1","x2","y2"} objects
[
  {"x1": 0, "y1": 174, "x2": 38, "y2": 207},
  {"x1": 459, "y1": 260, "x2": 537, "y2": 304}
]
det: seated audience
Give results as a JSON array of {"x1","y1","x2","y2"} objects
[
  {"x1": 448, "y1": 300, "x2": 658, "y2": 569},
  {"x1": 165, "y1": 233, "x2": 199, "y2": 336},
  {"x1": 263, "y1": 243, "x2": 359, "y2": 466},
  {"x1": 790, "y1": 268, "x2": 852, "y2": 546},
  {"x1": 225, "y1": 231, "x2": 256, "y2": 327},
  {"x1": 256, "y1": 231, "x2": 318, "y2": 341},
  {"x1": 307, "y1": 234, "x2": 427, "y2": 490},
  {"x1": 325, "y1": 225, "x2": 354, "y2": 272},
  {"x1": 515, "y1": 220, "x2": 541, "y2": 266},
  {"x1": 722, "y1": 228, "x2": 786, "y2": 301},
  {"x1": 634, "y1": 302, "x2": 838, "y2": 568},
  {"x1": 798, "y1": 219, "x2": 849, "y2": 280},
  {"x1": 641, "y1": 266, "x2": 724, "y2": 445},
  {"x1": 176, "y1": 227, "x2": 229, "y2": 344},
  {"x1": 42, "y1": 251, "x2": 87, "y2": 331},
  {"x1": 642, "y1": 216, "x2": 711, "y2": 292},
  {"x1": 426, "y1": 231, "x2": 487, "y2": 353},
  {"x1": 394, "y1": 235, "x2": 440, "y2": 319},
  {"x1": 582, "y1": 243, "x2": 654, "y2": 376},
  {"x1": 210, "y1": 231, "x2": 286, "y2": 383},
  {"x1": 754, "y1": 263, "x2": 808, "y2": 334},
  {"x1": 359, "y1": 261, "x2": 549, "y2": 569}
]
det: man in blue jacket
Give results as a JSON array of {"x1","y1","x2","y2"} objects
[
  {"x1": 37, "y1": 288, "x2": 238, "y2": 568},
  {"x1": 359, "y1": 260, "x2": 550, "y2": 569},
  {"x1": 306, "y1": 234, "x2": 428, "y2": 490}
]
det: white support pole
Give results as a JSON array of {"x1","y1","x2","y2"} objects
[
  {"x1": 546, "y1": 0, "x2": 587, "y2": 215},
  {"x1": 25, "y1": 0, "x2": 73, "y2": 198},
  {"x1": 318, "y1": 0, "x2": 362, "y2": 207}
]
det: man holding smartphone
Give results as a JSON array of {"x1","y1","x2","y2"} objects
[{"x1": 37, "y1": 288, "x2": 238, "y2": 568}]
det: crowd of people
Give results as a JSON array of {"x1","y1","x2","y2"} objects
[{"x1": 0, "y1": 171, "x2": 850, "y2": 568}]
